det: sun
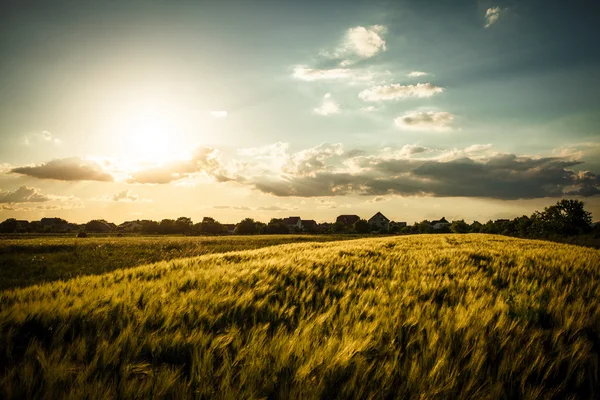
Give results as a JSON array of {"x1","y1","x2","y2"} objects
[
  {"x1": 115, "y1": 100, "x2": 184, "y2": 164},
  {"x1": 126, "y1": 111, "x2": 172, "y2": 162}
]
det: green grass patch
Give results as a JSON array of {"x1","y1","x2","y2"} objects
[{"x1": 0, "y1": 235, "x2": 359, "y2": 291}]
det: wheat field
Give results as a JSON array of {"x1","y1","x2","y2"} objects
[{"x1": 1, "y1": 234, "x2": 599, "y2": 399}]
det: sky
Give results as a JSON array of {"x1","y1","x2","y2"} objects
[{"x1": 1, "y1": 0, "x2": 599, "y2": 224}]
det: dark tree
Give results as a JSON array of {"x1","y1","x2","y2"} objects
[
  {"x1": 469, "y1": 221, "x2": 483, "y2": 233},
  {"x1": 533, "y1": 199, "x2": 592, "y2": 236},
  {"x1": 158, "y1": 219, "x2": 177, "y2": 234},
  {"x1": 266, "y1": 219, "x2": 288, "y2": 234},
  {"x1": 0, "y1": 218, "x2": 17, "y2": 233},
  {"x1": 450, "y1": 220, "x2": 469, "y2": 234},
  {"x1": 235, "y1": 218, "x2": 258, "y2": 235},
  {"x1": 199, "y1": 217, "x2": 225, "y2": 234},
  {"x1": 175, "y1": 217, "x2": 193, "y2": 234},
  {"x1": 416, "y1": 221, "x2": 434, "y2": 234},
  {"x1": 140, "y1": 220, "x2": 159, "y2": 234},
  {"x1": 353, "y1": 219, "x2": 371, "y2": 234}
]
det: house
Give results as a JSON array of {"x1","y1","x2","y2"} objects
[
  {"x1": 368, "y1": 212, "x2": 390, "y2": 231},
  {"x1": 118, "y1": 221, "x2": 142, "y2": 232},
  {"x1": 301, "y1": 219, "x2": 317, "y2": 232},
  {"x1": 283, "y1": 216, "x2": 302, "y2": 232},
  {"x1": 430, "y1": 217, "x2": 451, "y2": 230},
  {"x1": 222, "y1": 224, "x2": 236, "y2": 234},
  {"x1": 336, "y1": 215, "x2": 360, "y2": 227}
]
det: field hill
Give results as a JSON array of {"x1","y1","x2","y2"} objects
[{"x1": 1, "y1": 234, "x2": 599, "y2": 399}]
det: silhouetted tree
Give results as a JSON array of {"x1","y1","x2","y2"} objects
[
  {"x1": 353, "y1": 219, "x2": 371, "y2": 234},
  {"x1": 266, "y1": 218, "x2": 288, "y2": 234},
  {"x1": 0, "y1": 218, "x2": 17, "y2": 233},
  {"x1": 175, "y1": 217, "x2": 193, "y2": 234},
  {"x1": 199, "y1": 217, "x2": 225, "y2": 234},
  {"x1": 469, "y1": 221, "x2": 483, "y2": 233},
  {"x1": 140, "y1": 220, "x2": 159, "y2": 234},
  {"x1": 235, "y1": 218, "x2": 258, "y2": 235},
  {"x1": 331, "y1": 222, "x2": 346, "y2": 233},
  {"x1": 450, "y1": 220, "x2": 469, "y2": 234},
  {"x1": 158, "y1": 219, "x2": 177, "y2": 234},
  {"x1": 416, "y1": 221, "x2": 434, "y2": 234}
]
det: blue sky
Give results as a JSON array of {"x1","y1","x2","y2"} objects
[{"x1": 1, "y1": 0, "x2": 599, "y2": 223}]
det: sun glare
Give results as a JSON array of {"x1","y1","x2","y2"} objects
[{"x1": 115, "y1": 101, "x2": 186, "y2": 164}]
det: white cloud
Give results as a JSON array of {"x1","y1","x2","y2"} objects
[
  {"x1": 407, "y1": 71, "x2": 428, "y2": 78},
  {"x1": 485, "y1": 7, "x2": 502, "y2": 28},
  {"x1": 292, "y1": 65, "x2": 376, "y2": 82},
  {"x1": 360, "y1": 106, "x2": 377, "y2": 112},
  {"x1": 359, "y1": 83, "x2": 444, "y2": 101},
  {"x1": 320, "y1": 25, "x2": 388, "y2": 62},
  {"x1": 293, "y1": 66, "x2": 353, "y2": 81},
  {"x1": 465, "y1": 144, "x2": 493, "y2": 153},
  {"x1": 209, "y1": 111, "x2": 228, "y2": 118},
  {"x1": 398, "y1": 144, "x2": 434, "y2": 156},
  {"x1": 314, "y1": 93, "x2": 341, "y2": 116},
  {"x1": 394, "y1": 111, "x2": 455, "y2": 131},
  {"x1": 343, "y1": 25, "x2": 387, "y2": 59},
  {"x1": 23, "y1": 131, "x2": 61, "y2": 146}
]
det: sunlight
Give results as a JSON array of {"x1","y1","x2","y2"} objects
[
  {"x1": 111, "y1": 99, "x2": 191, "y2": 164},
  {"x1": 123, "y1": 104, "x2": 174, "y2": 162}
]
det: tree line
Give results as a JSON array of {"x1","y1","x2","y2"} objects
[{"x1": 0, "y1": 199, "x2": 597, "y2": 240}]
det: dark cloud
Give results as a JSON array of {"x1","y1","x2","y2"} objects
[
  {"x1": 244, "y1": 153, "x2": 600, "y2": 200},
  {"x1": 0, "y1": 186, "x2": 51, "y2": 203},
  {"x1": 11, "y1": 157, "x2": 113, "y2": 182}
]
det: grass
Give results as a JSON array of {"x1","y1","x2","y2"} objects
[
  {"x1": 0, "y1": 234, "x2": 599, "y2": 398},
  {"x1": 0, "y1": 234, "x2": 359, "y2": 291}
]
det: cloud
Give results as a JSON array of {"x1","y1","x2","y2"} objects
[
  {"x1": 11, "y1": 157, "x2": 113, "y2": 182},
  {"x1": 367, "y1": 196, "x2": 390, "y2": 203},
  {"x1": 292, "y1": 66, "x2": 375, "y2": 82},
  {"x1": 398, "y1": 144, "x2": 434, "y2": 155},
  {"x1": 95, "y1": 189, "x2": 148, "y2": 202},
  {"x1": 293, "y1": 66, "x2": 353, "y2": 81},
  {"x1": 359, "y1": 83, "x2": 444, "y2": 101},
  {"x1": 464, "y1": 144, "x2": 493, "y2": 153},
  {"x1": 314, "y1": 93, "x2": 341, "y2": 116},
  {"x1": 407, "y1": 71, "x2": 428, "y2": 78},
  {"x1": 2, "y1": 201, "x2": 83, "y2": 212},
  {"x1": 212, "y1": 204, "x2": 298, "y2": 212},
  {"x1": 316, "y1": 198, "x2": 338, "y2": 209},
  {"x1": 24, "y1": 131, "x2": 62, "y2": 146},
  {"x1": 127, "y1": 146, "x2": 231, "y2": 184},
  {"x1": 0, "y1": 186, "x2": 51, "y2": 203},
  {"x1": 209, "y1": 111, "x2": 228, "y2": 118},
  {"x1": 226, "y1": 143, "x2": 599, "y2": 200},
  {"x1": 342, "y1": 25, "x2": 387, "y2": 59},
  {"x1": 112, "y1": 190, "x2": 138, "y2": 202},
  {"x1": 285, "y1": 143, "x2": 344, "y2": 177},
  {"x1": 485, "y1": 7, "x2": 502, "y2": 28},
  {"x1": 394, "y1": 111, "x2": 455, "y2": 131},
  {"x1": 319, "y1": 25, "x2": 387, "y2": 62}
]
